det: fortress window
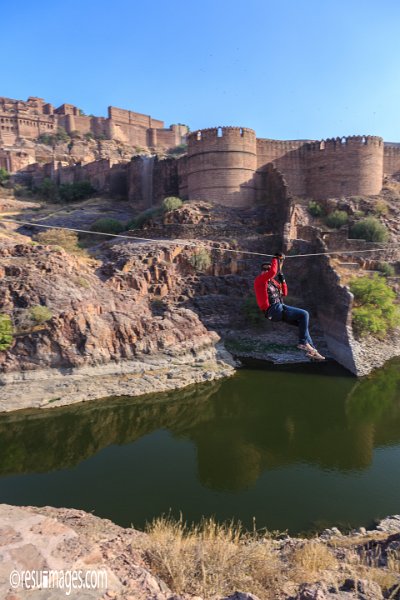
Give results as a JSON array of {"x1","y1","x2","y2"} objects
[
  {"x1": 362, "y1": 136, "x2": 367, "y2": 144},
  {"x1": 341, "y1": 137, "x2": 347, "y2": 145},
  {"x1": 240, "y1": 128, "x2": 244, "y2": 136},
  {"x1": 217, "y1": 127, "x2": 222, "y2": 137},
  {"x1": 196, "y1": 131, "x2": 202, "y2": 141},
  {"x1": 320, "y1": 141, "x2": 325, "y2": 150}
]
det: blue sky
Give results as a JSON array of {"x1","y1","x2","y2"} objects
[{"x1": 2, "y1": 0, "x2": 400, "y2": 141}]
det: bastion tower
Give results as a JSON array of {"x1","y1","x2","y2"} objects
[
  {"x1": 187, "y1": 127, "x2": 258, "y2": 206},
  {"x1": 186, "y1": 127, "x2": 385, "y2": 205}
]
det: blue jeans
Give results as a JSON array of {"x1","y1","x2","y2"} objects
[{"x1": 266, "y1": 303, "x2": 315, "y2": 347}]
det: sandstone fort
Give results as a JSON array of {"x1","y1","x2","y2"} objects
[{"x1": 1, "y1": 95, "x2": 400, "y2": 206}]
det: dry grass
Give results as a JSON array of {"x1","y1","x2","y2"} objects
[
  {"x1": 139, "y1": 516, "x2": 283, "y2": 599},
  {"x1": 135, "y1": 516, "x2": 400, "y2": 599},
  {"x1": 34, "y1": 228, "x2": 89, "y2": 258},
  {"x1": 290, "y1": 540, "x2": 338, "y2": 584}
]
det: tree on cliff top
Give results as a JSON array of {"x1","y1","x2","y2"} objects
[{"x1": 350, "y1": 274, "x2": 400, "y2": 338}]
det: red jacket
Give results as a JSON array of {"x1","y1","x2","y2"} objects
[{"x1": 254, "y1": 258, "x2": 288, "y2": 312}]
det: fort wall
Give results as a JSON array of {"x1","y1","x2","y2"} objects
[
  {"x1": 0, "y1": 96, "x2": 186, "y2": 152},
  {"x1": 305, "y1": 136, "x2": 384, "y2": 199},
  {"x1": 187, "y1": 127, "x2": 257, "y2": 206},
  {"x1": 383, "y1": 144, "x2": 400, "y2": 178}
]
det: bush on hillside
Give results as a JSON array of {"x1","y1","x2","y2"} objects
[
  {"x1": 59, "y1": 181, "x2": 95, "y2": 202},
  {"x1": 325, "y1": 210, "x2": 348, "y2": 229},
  {"x1": 0, "y1": 167, "x2": 10, "y2": 186},
  {"x1": 349, "y1": 274, "x2": 400, "y2": 338},
  {"x1": 350, "y1": 217, "x2": 389, "y2": 242},
  {"x1": 35, "y1": 178, "x2": 59, "y2": 202},
  {"x1": 162, "y1": 196, "x2": 183, "y2": 212},
  {"x1": 37, "y1": 127, "x2": 70, "y2": 146},
  {"x1": 0, "y1": 314, "x2": 13, "y2": 351},
  {"x1": 34, "y1": 228, "x2": 84, "y2": 255},
  {"x1": 127, "y1": 206, "x2": 162, "y2": 229},
  {"x1": 29, "y1": 305, "x2": 53, "y2": 324},
  {"x1": 376, "y1": 262, "x2": 395, "y2": 277},
  {"x1": 189, "y1": 248, "x2": 211, "y2": 271},
  {"x1": 90, "y1": 218, "x2": 125, "y2": 234},
  {"x1": 372, "y1": 199, "x2": 388, "y2": 216},
  {"x1": 307, "y1": 200, "x2": 325, "y2": 217}
]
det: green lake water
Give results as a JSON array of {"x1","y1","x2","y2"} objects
[{"x1": 1, "y1": 360, "x2": 400, "y2": 534}]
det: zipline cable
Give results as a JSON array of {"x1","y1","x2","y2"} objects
[{"x1": 0, "y1": 216, "x2": 399, "y2": 259}]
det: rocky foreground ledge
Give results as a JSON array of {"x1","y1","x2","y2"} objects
[{"x1": 1, "y1": 504, "x2": 399, "y2": 600}]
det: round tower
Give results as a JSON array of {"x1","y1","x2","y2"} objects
[
  {"x1": 187, "y1": 126, "x2": 257, "y2": 206},
  {"x1": 306, "y1": 136, "x2": 384, "y2": 199}
]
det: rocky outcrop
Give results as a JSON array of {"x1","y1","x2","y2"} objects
[
  {"x1": 1, "y1": 505, "x2": 399, "y2": 600},
  {"x1": 0, "y1": 240, "x2": 235, "y2": 411}
]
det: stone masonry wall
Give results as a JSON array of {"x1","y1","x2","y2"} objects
[
  {"x1": 384, "y1": 144, "x2": 400, "y2": 178},
  {"x1": 305, "y1": 136, "x2": 384, "y2": 199},
  {"x1": 187, "y1": 127, "x2": 258, "y2": 206}
]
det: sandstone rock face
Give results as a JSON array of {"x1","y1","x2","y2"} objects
[
  {"x1": 0, "y1": 240, "x2": 235, "y2": 411},
  {"x1": 0, "y1": 504, "x2": 172, "y2": 600}
]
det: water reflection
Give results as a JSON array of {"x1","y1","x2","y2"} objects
[{"x1": 1, "y1": 361, "x2": 400, "y2": 531}]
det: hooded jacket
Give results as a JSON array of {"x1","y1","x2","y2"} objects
[{"x1": 253, "y1": 258, "x2": 288, "y2": 312}]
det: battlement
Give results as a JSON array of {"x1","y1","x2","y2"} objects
[
  {"x1": 188, "y1": 126, "x2": 255, "y2": 144},
  {"x1": 306, "y1": 135, "x2": 383, "y2": 151}
]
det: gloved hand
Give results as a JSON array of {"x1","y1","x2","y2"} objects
[
  {"x1": 274, "y1": 252, "x2": 286, "y2": 261},
  {"x1": 276, "y1": 272, "x2": 286, "y2": 284}
]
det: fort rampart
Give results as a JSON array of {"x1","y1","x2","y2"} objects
[
  {"x1": 185, "y1": 128, "x2": 387, "y2": 205},
  {"x1": 0, "y1": 96, "x2": 186, "y2": 152},
  {"x1": 187, "y1": 127, "x2": 257, "y2": 206}
]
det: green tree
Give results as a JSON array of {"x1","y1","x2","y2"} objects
[
  {"x1": 0, "y1": 314, "x2": 13, "y2": 351},
  {"x1": 36, "y1": 178, "x2": 59, "y2": 202},
  {"x1": 349, "y1": 274, "x2": 400, "y2": 338}
]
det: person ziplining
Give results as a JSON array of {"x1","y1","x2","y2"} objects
[{"x1": 254, "y1": 253, "x2": 325, "y2": 361}]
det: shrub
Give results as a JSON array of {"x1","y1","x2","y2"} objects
[
  {"x1": 13, "y1": 183, "x2": 34, "y2": 198},
  {"x1": 58, "y1": 181, "x2": 95, "y2": 202},
  {"x1": 349, "y1": 274, "x2": 400, "y2": 338},
  {"x1": 241, "y1": 296, "x2": 264, "y2": 325},
  {"x1": 162, "y1": 196, "x2": 183, "y2": 212},
  {"x1": 90, "y1": 218, "x2": 124, "y2": 234},
  {"x1": 168, "y1": 144, "x2": 188, "y2": 156},
  {"x1": 127, "y1": 206, "x2": 162, "y2": 229},
  {"x1": 189, "y1": 248, "x2": 211, "y2": 271},
  {"x1": 376, "y1": 262, "x2": 395, "y2": 277},
  {"x1": 37, "y1": 127, "x2": 69, "y2": 146},
  {"x1": 29, "y1": 305, "x2": 52, "y2": 324},
  {"x1": 0, "y1": 314, "x2": 13, "y2": 351},
  {"x1": 373, "y1": 199, "x2": 388, "y2": 216},
  {"x1": 35, "y1": 228, "x2": 84, "y2": 255},
  {"x1": 84, "y1": 132, "x2": 94, "y2": 140},
  {"x1": 0, "y1": 167, "x2": 10, "y2": 186},
  {"x1": 307, "y1": 200, "x2": 325, "y2": 217},
  {"x1": 350, "y1": 217, "x2": 389, "y2": 242},
  {"x1": 35, "y1": 178, "x2": 59, "y2": 202},
  {"x1": 325, "y1": 210, "x2": 348, "y2": 229}
]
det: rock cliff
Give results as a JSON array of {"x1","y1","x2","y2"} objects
[{"x1": 0, "y1": 239, "x2": 235, "y2": 412}]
